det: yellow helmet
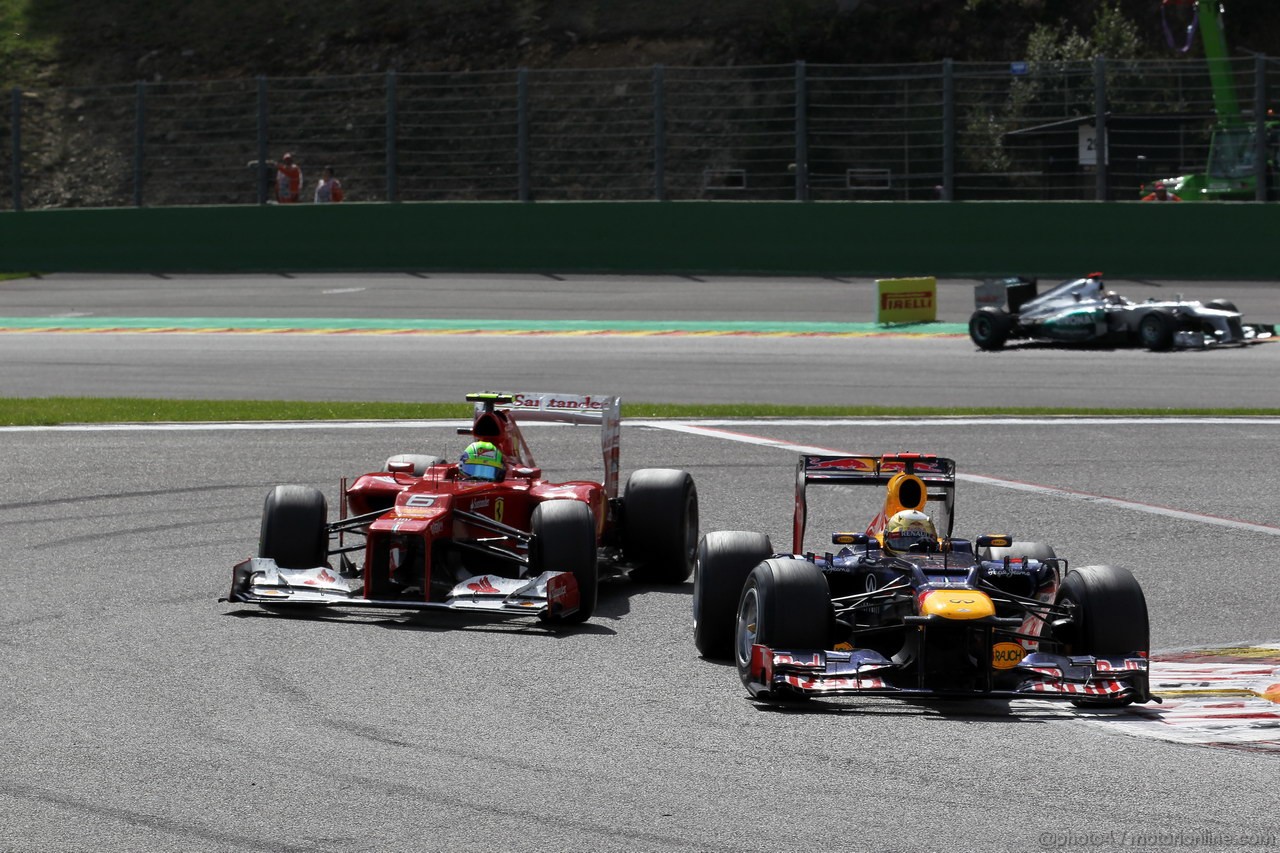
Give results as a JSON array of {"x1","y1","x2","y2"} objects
[{"x1": 884, "y1": 509, "x2": 936, "y2": 552}]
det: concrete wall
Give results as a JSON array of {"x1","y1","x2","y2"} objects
[{"x1": 1, "y1": 201, "x2": 1276, "y2": 279}]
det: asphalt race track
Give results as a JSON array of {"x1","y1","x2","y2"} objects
[
  {"x1": 0, "y1": 272, "x2": 1277, "y2": 406},
  {"x1": 3, "y1": 418, "x2": 1279, "y2": 853},
  {"x1": 2, "y1": 274, "x2": 1279, "y2": 852}
]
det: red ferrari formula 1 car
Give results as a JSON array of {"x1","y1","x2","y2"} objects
[
  {"x1": 226, "y1": 392, "x2": 698, "y2": 624},
  {"x1": 693, "y1": 453, "x2": 1155, "y2": 707}
]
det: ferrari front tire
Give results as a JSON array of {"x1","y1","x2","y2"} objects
[
  {"x1": 980, "y1": 541, "x2": 1057, "y2": 563},
  {"x1": 258, "y1": 485, "x2": 328, "y2": 569},
  {"x1": 533, "y1": 500, "x2": 599, "y2": 624}
]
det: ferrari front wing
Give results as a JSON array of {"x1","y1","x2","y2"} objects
[{"x1": 225, "y1": 558, "x2": 581, "y2": 621}]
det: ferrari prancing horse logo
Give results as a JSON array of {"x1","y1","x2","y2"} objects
[{"x1": 494, "y1": 498, "x2": 504, "y2": 523}]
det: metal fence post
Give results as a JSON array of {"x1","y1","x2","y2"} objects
[
  {"x1": 386, "y1": 70, "x2": 398, "y2": 202},
  {"x1": 653, "y1": 64, "x2": 666, "y2": 201},
  {"x1": 795, "y1": 60, "x2": 809, "y2": 202},
  {"x1": 134, "y1": 81, "x2": 146, "y2": 207},
  {"x1": 9, "y1": 87, "x2": 20, "y2": 211},
  {"x1": 256, "y1": 76, "x2": 269, "y2": 204},
  {"x1": 1255, "y1": 54, "x2": 1269, "y2": 202},
  {"x1": 942, "y1": 59, "x2": 955, "y2": 201},
  {"x1": 517, "y1": 68, "x2": 530, "y2": 202},
  {"x1": 1094, "y1": 56, "x2": 1108, "y2": 201}
]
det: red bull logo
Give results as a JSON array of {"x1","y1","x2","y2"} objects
[{"x1": 807, "y1": 456, "x2": 874, "y2": 471}]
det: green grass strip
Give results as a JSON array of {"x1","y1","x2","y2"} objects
[{"x1": 1, "y1": 397, "x2": 1277, "y2": 426}]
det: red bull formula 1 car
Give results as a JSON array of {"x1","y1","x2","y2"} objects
[
  {"x1": 225, "y1": 392, "x2": 698, "y2": 624},
  {"x1": 693, "y1": 453, "x2": 1156, "y2": 707}
]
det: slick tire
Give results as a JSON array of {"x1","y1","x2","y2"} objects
[
  {"x1": 621, "y1": 469, "x2": 699, "y2": 584},
  {"x1": 1206, "y1": 299, "x2": 1238, "y2": 313},
  {"x1": 735, "y1": 559, "x2": 831, "y2": 694},
  {"x1": 1053, "y1": 565, "x2": 1149, "y2": 707},
  {"x1": 693, "y1": 531, "x2": 773, "y2": 661},
  {"x1": 383, "y1": 454, "x2": 447, "y2": 476},
  {"x1": 259, "y1": 485, "x2": 328, "y2": 569},
  {"x1": 533, "y1": 500, "x2": 599, "y2": 624},
  {"x1": 969, "y1": 308, "x2": 1013, "y2": 351},
  {"x1": 979, "y1": 542, "x2": 1057, "y2": 563},
  {"x1": 1138, "y1": 311, "x2": 1175, "y2": 351}
]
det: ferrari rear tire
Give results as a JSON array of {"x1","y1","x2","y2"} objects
[
  {"x1": 969, "y1": 308, "x2": 1013, "y2": 351},
  {"x1": 383, "y1": 454, "x2": 447, "y2": 475},
  {"x1": 533, "y1": 500, "x2": 599, "y2": 624},
  {"x1": 693, "y1": 531, "x2": 773, "y2": 660},
  {"x1": 621, "y1": 468, "x2": 699, "y2": 584},
  {"x1": 980, "y1": 542, "x2": 1056, "y2": 562},
  {"x1": 735, "y1": 559, "x2": 831, "y2": 693},
  {"x1": 1054, "y1": 565, "x2": 1149, "y2": 707},
  {"x1": 1138, "y1": 311, "x2": 1175, "y2": 351},
  {"x1": 258, "y1": 485, "x2": 328, "y2": 569}
]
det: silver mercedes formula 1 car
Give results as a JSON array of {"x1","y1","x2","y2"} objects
[{"x1": 969, "y1": 273, "x2": 1275, "y2": 351}]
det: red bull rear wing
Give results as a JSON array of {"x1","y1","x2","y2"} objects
[
  {"x1": 799, "y1": 453, "x2": 955, "y2": 484},
  {"x1": 794, "y1": 453, "x2": 957, "y2": 553}
]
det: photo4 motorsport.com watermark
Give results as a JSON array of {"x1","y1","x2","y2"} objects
[{"x1": 1040, "y1": 829, "x2": 1278, "y2": 849}]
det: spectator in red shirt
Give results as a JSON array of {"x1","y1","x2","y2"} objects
[
  {"x1": 271, "y1": 152, "x2": 303, "y2": 203},
  {"x1": 1141, "y1": 181, "x2": 1181, "y2": 202}
]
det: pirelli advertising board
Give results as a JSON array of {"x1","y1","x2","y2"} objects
[{"x1": 876, "y1": 277, "x2": 937, "y2": 324}]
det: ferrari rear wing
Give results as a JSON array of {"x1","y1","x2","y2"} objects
[{"x1": 475, "y1": 392, "x2": 622, "y2": 500}]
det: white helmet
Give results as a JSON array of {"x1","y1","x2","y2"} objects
[{"x1": 884, "y1": 509, "x2": 936, "y2": 552}]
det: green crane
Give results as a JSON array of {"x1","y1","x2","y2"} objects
[{"x1": 1147, "y1": 0, "x2": 1276, "y2": 200}]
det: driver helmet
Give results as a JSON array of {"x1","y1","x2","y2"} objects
[
  {"x1": 884, "y1": 509, "x2": 937, "y2": 552},
  {"x1": 459, "y1": 441, "x2": 504, "y2": 481}
]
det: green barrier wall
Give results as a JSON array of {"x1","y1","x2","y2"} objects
[{"x1": 1, "y1": 201, "x2": 1276, "y2": 279}]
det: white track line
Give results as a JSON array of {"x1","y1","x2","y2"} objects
[
  {"x1": 5, "y1": 416, "x2": 1279, "y2": 536},
  {"x1": 644, "y1": 420, "x2": 1280, "y2": 537}
]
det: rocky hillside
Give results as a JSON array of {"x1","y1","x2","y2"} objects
[{"x1": 18, "y1": 0, "x2": 1280, "y2": 88}]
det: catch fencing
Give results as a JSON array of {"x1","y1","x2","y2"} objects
[{"x1": 2, "y1": 57, "x2": 1277, "y2": 209}]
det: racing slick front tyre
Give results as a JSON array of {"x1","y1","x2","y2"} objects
[
  {"x1": 258, "y1": 485, "x2": 329, "y2": 569},
  {"x1": 383, "y1": 454, "x2": 447, "y2": 476},
  {"x1": 532, "y1": 500, "x2": 599, "y2": 624},
  {"x1": 1053, "y1": 565, "x2": 1149, "y2": 707},
  {"x1": 735, "y1": 559, "x2": 832, "y2": 697},
  {"x1": 1206, "y1": 299, "x2": 1238, "y2": 313},
  {"x1": 693, "y1": 531, "x2": 773, "y2": 661},
  {"x1": 621, "y1": 468, "x2": 699, "y2": 584},
  {"x1": 969, "y1": 308, "x2": 1013, "y2": 351},
  {"x1": 1138, "y1": 311, "x2": 1175, "y2": 351}
]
